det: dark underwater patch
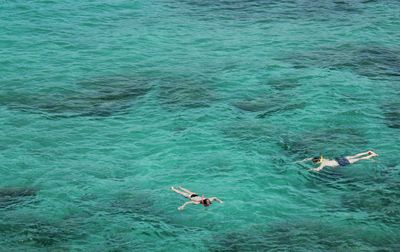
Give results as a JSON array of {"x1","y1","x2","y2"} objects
[
  {"x1": 341, "y1": 181, "x2": 400, "y2": 225},
  {"x1": 20, "y1": 222, "x2": 78, "y2": 247},
  {"x1": 256, "y1": 102, "x2": 306, "y2": 118},
  {"x1": 279, "y1": 127, "x2": 368, "y2": 158},
  {"x1": 97, "y1": 191, "x2": 203, "y2": 250},
  {"x1": 1, "y1": 76, "x2": 151, "y2": 118},
  {"x1": 100, "y1": 191, "x2": 173, "y2": 226},
  {"x1": 353, "y1": 47, "x2": 400, "y2": 78},
  {"x1": 332, "y1": 1, "x2": 363, "y2": 13},
  {"x1": 157, "y1": 78, "x2": 215, "y2": 111},
  {"x1": 78, "y1": 190, "x2": 171, "y2": 226},
  {"x1": 0, "y1": 187, "x2": 37, "y2": 209},
  {"x1": 222, "y1": 122, "x2": 276, "y2": 143},
  {"x1": 233, "y1": 92, "x2": 307, "y2": 118},
  {"x1": 233, "y1": 100, "x2": 268, "y2": 112},
  {"x1": 269, "y1": 78, "x2": 301, "y2": 91},
  {"x1": 381, "y1": 102, "x2": 400, "y2": 129},
  {"x1": 210, "y1": 223, "x2": 354, "y2": 251},
  {"x1": 0, "y1": 187, "x2": 37, "y2": 197},
  {"x1": 0, "y1": 215, "x2": 87, "y2": 249},
  {"x1": 210, "y1": 220, "x2": 400, "y2": 251},
  {"x1": 281, "y1": 44, "x2": 400, "y2": 80},
  {"x1": 108, "y1": 192, "x2": 155, "y2": 216},
  {"x1": 178, "y1": 0, "x2": 275, "y2": 11},
  {"x1": 177, "y1": 0, "x2": 363, "y2": 22}
]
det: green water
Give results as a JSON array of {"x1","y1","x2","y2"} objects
[{"x1": 1, "y1": 0, "x2": 400, "y2": 251}]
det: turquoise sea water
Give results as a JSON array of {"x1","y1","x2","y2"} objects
[{"x1": 1, "y1": 0, "x2": 400, "y2": 251}]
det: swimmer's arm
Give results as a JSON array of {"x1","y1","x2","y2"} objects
[
  {"x1": 296, "y1": 157, "x2": 313, "y2": 163},
  {"x1": 359, "y1": 151, "x2": 373, "y2": 156},
  {"x1": 209, "y1": 197, "x2": 223, "y2": 203},
  {"x1": 178, "y1": 201, "x2": 194, "y2": 211},
  {"x1": 309, "y1": 164, "x2": 324, "y2": 172}
]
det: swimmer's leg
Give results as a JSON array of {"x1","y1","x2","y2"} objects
[
  {"x1": 178, "y1": 186, "x2": 195, "y2": 195},
  {"x1": 171, "y1": 187, "x2": 191, "y2": 198}
]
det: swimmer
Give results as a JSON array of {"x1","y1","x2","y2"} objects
[
  {"x1": 301, "y1": 151, "x2": 378, "y2": 172},
  {"x1": 170, "y1": 186, "x2": 223, "y2": 211}
]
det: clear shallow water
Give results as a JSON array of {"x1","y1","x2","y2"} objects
[{"x1": 1, "y1": 0, "x2": 400, "y2": 251}]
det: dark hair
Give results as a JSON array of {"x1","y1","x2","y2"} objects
[
  {"x1": 202, "y1": 198, "x2": 212, "y2": 207},
  {"x1": 312, "y1": 157, "x2": 321, "y2": 163}
]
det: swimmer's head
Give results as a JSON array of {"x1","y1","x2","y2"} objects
[
  {"x1": 202, "y1": 198, "x2": 212, "y2": 207},
  {"x1": 312, "y1": 156, "x2": 322, "y2": 164}
]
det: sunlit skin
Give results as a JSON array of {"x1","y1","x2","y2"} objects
[
  {"x1": 171, "y1": 186, "x2": 223, "y2": 211},
  {"x1": 302, "y1": 151, "x2": 378, "y2": 172}
]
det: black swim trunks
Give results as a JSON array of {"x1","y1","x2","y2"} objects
[
  {"x1": 190, "y1": 194, "x2": 198, "y2": 198},
  {"x1": 335, "y1": 157, "x2": 350, "y2": 166}
]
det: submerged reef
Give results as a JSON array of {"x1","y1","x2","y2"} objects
[
  {"x1": 341, "y1": 180, "x2": 400, "y2": 225},
  {"x1": 281, "y1": 44, "x2": 400, "y2": 79},
  {"x1": 157, "y1": 77, "x2": 215, "y2": 111},
  {"x1": 210, "y1": 219, "x2": 400, "y2": 251},
  {"x1": 78, "y1": 190, "x2": 204, "y2": 251},
  {"x1": 177, "y1": 0, "x2": 363, "y2": 22},
  {"x1": 268, "y1": 77, "x2": 301, "y2": 91},
  {"x1": 256, "y1": 102, "x2": 306, "y2": 118},
  {"x1": 107, "y1": 191, "x2": 157, "y2": 217},
  {"x1": 233, "y1": 100, "x2": 269, "y2": 113},
  {"x1": 222, "y1": 121, "x2": 276, "y2": 143},
  {"x1": 1, "y1": 74, "x2": 218, "y2": 117},
  {"x1": 278, "y1": 127, "x2": 367, "y2": 158},
  {"x1": 233, "y1": 91, "x2": 307, "y2": 118},
  {"x1": 0, "y1": 187, "x2": 37, "y2": 209},
  {"x1": 381, "y1": 102, "x2": 400, "y2": 129},
  {"x1": 0, "y1": 214, "x2": 87, "y2": 249},
  {"x1": 1, "y1": 76, "x2": 151, "y2": 118},
  {"x1": 89, "y1": 190, "x2": 172, "y2": 227},
  {"x1": 233, "y1": 99, "x2": 306, "y2": 117}
]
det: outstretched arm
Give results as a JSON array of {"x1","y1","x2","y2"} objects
[
  {"x1": 178, "y1": 201, "x2": 194, "y2": 211},
  {"x1": 295, "y1": 157, "x2": 313, "y2": 163},
  {"x1": 209, "y1": 197, "x2": 223, "y2": 203},
  {"x1": 309, "y1": 164, "x2": 324, "y2": 172},
  {"x1": 348, "y1": 151, "x2": 378, "y2": 159},
  {"x1": 347, "y1": 151, "x2": 371, "y2": 159},
  {"x1": 353, "y1": 155, "x2": 376, "y2": 162},
  {"x1": 357, "y1": 151, "x2": 371, "y2": 156}
]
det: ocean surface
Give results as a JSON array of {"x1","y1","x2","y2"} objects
[{"x1": 1, "y1": 0, "x2": 400, "y2": 251}]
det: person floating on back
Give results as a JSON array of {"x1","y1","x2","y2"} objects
[
  {"x1": 301, "y1": 151, "x2": 378, "y2": 172},
  {"x1": 171, "y1": 186, "x2": 223, "y2": 211}
]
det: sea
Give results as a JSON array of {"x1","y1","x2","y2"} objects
[{"x1": 1, "y1": 0, "x2": 399, "y2": 251}]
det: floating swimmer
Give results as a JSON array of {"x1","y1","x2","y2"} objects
[
  {"x1": 171, "y1": 186, "x2": 223, "y2": 211},
  {"x1": 300, "y1": 151, "x2": 378, "y2": 172}
]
